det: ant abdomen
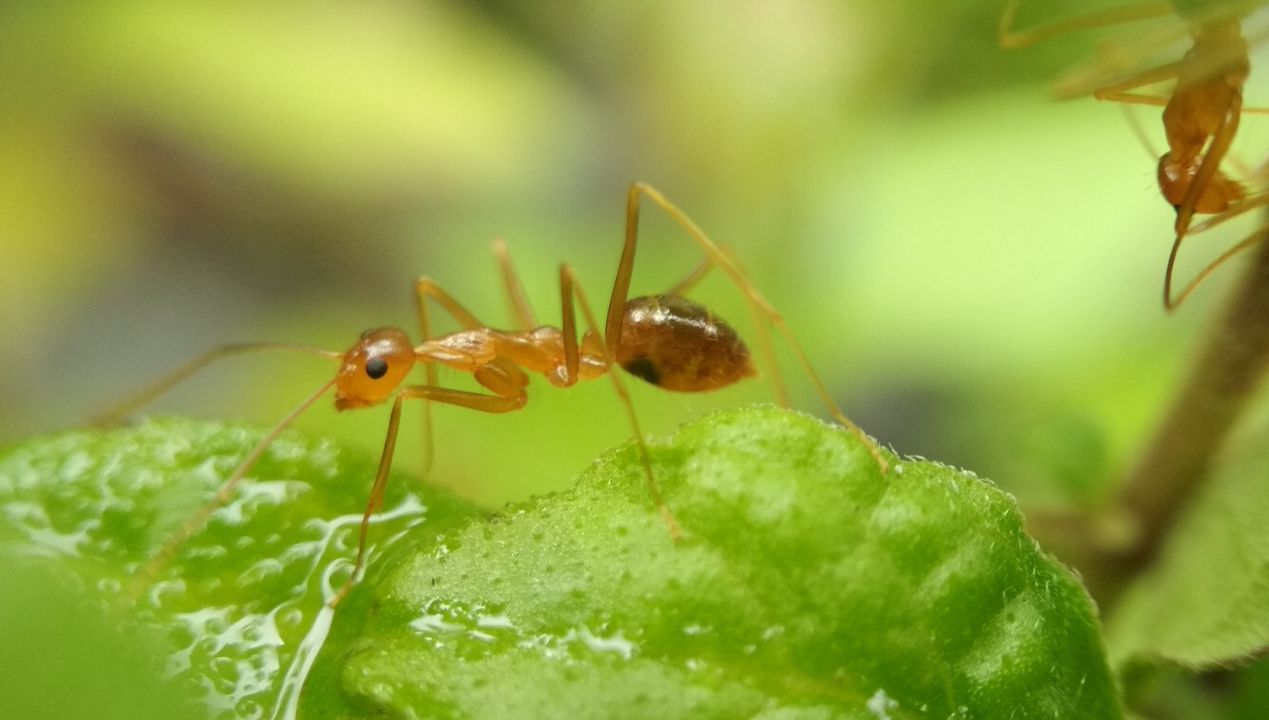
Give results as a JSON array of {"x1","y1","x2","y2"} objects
[{"x1": 615, "y1": 295, "x2": 756, "y2": 392}]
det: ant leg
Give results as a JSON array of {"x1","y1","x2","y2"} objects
[
  {"x1": 998, "y1": 0, "x2": 1172, "y2": 50},
  {"x1": 1190, "y1": 192, "x2": 1269, "y2": 235},
  {"x1": 414, "y1": 242, "x2": 539, "y2": 339},
  {"x1": 615, "y1": 183, "x2": 888, "y2": 473},
  {"x1": 1092, "y1": 91, "x2": 1170, "y2": 107},
  {"x1": 1164, "y1": 186, "x2": 1269, "y2": 308},
  {"x1": 414, "y1": 277, "x2": 487, "y2": 333},
  {"x1": 414, "y1": 277, "x2": 477, "y2": 475},
  {"x1": 722, "y1": 246, "x2": 788, "y2": 408},
  {"x1": 1051, "y1": 29, "x2": 1187, "y2": 101},
  {"x1": 1087, "y1": 60, "x2": 1184, "y2": 105},
  {"x1": 1121, "y1": 104, "x2": 1163, "y2": 164},
  {"x1": 659, "y1": 247, "x2": 790, "y2": 406},
  {"x1": 666, "y1": 245, "x2": 792, "y2": 407},
  {"x1": 492, "y1": 238, "x2": 538, "y2": 330},
  {"x1": 330, "y1": 380, "x2": 526, "y2": 606},
  {"x1": 559, "y1": 264, "x2": 682, "y2": 539},
  {"x1": 92, "y1": 343, "x2": 339, "y2": 426},
  {"x1": 606, "y1": 191, "x2": 791, "y2": 408},
  {"x1": 663, "y1": 256, "x2": 714, "y2": 297},
  {"x1": 1167, "y1": 225, "x2": 1269, "y2": 309},
  {"x1": 124, "y1": 377, "x2": 338, "y2": 603},
  {"x1": 605, "y1": 189, "x2": 782, "y2": 396},
  {"x1": 413, "y1": 276, "x2": 531, "y2": 474}
]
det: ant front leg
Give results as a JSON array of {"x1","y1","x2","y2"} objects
[
  {"x1": 125, "y1": 377, "x2": 339, "y2": 604},
  {"x1": 331, "y1": 377, "x2": 527, "y2": 607},
  {"x1": 413, "y1": 270, "x2": 532, "y2": 474},
  {"x1": 616, "y1": 182, "x2": 889, "y2": 473}
]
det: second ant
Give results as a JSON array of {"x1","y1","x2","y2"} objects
[{"x1": 1001, "y1": 0, "x2": 1269, "y2": 309}]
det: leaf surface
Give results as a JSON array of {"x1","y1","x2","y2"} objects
[
  {"x1": 306, "y1": 406, "x2": 1121, "y2": 720},
  {"x1": 0, "y1": 418, "x2": 476, "y2": 720}
]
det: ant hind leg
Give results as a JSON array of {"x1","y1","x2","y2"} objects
[
  {"x1": 661, "y1": 246, "x2": 791, "y2": 407},
  {"x1": 559, "y1": 263, "x2": 682, "y2": 539},
  {"x1": 619, "y1": 182, "x2": 889, "y2": 473}
]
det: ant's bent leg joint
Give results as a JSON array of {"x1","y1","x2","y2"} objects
[{"x1": 472, "y1": 365, "x2": 529, "y2": 410}]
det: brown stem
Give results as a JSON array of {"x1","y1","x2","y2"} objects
[{"x1": 1098, "y1": 223, "x2": 1269, "y2": 600}]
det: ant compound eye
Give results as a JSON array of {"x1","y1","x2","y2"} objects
[{"x1": 365, "y1": 356, "x2": 389, "y2": 380}]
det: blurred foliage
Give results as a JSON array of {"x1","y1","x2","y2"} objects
[{"x1": 4, "y1": 0, "x2": 1269, "y2": 717}]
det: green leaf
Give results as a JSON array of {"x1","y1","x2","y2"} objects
[
  {"x1": 305, "y1": 405, "x2": 1122, "y2": 719},
  {"x1": 0, "y1": 418, "x2": 479, "y2": 720},
  {"x1": 1107, "y1": 406, "x2": 1269, "y2": 669},
  {"x1": 0, "y1": 409, "x2": 1121, "y2": 718}
]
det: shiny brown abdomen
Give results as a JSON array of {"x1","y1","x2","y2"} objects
[{"x1": 615, "y1": 295, "x2": 755, "y2": 392}]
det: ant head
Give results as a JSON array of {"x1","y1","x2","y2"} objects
[{"x1": 334, "y1": 327, "x2": 416, "y2": 410}]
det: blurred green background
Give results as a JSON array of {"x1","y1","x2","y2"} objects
[{"x1": 3, "y1": 0, "x2": 1268, "y2": 515}]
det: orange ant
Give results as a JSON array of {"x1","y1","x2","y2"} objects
[
  {"x1": 1000, "y1": 0, "x2": 1269, "y2": 309},
  {"x1": 100, "y1": 182, "x2": 887, "y2": 607}
]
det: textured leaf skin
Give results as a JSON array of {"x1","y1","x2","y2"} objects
[
  {"x1": 308, "y1": 406, "x2": 1122, "y2": 720},
  {"x1": 1109, "y1": 409, "x2": 1269, "y2": 670},
  {"x1": 0, "y1": 418, "x2": 479, "y2": 720}
]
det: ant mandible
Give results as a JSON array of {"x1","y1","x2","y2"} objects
[
  {"x1": 1000, "y1": 0, "x2": 1269, "y2": 309},
  {"x1": 101, "y1": 182, "x2": 887, "y2": 607}
]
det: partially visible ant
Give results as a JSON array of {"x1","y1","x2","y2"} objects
[
  {"x1": 100, "y1": 182, "x2": 887, "y2": 607},
  {"x1": 1000, "y1": 0, "x2": 1269, "y2": 309}
]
